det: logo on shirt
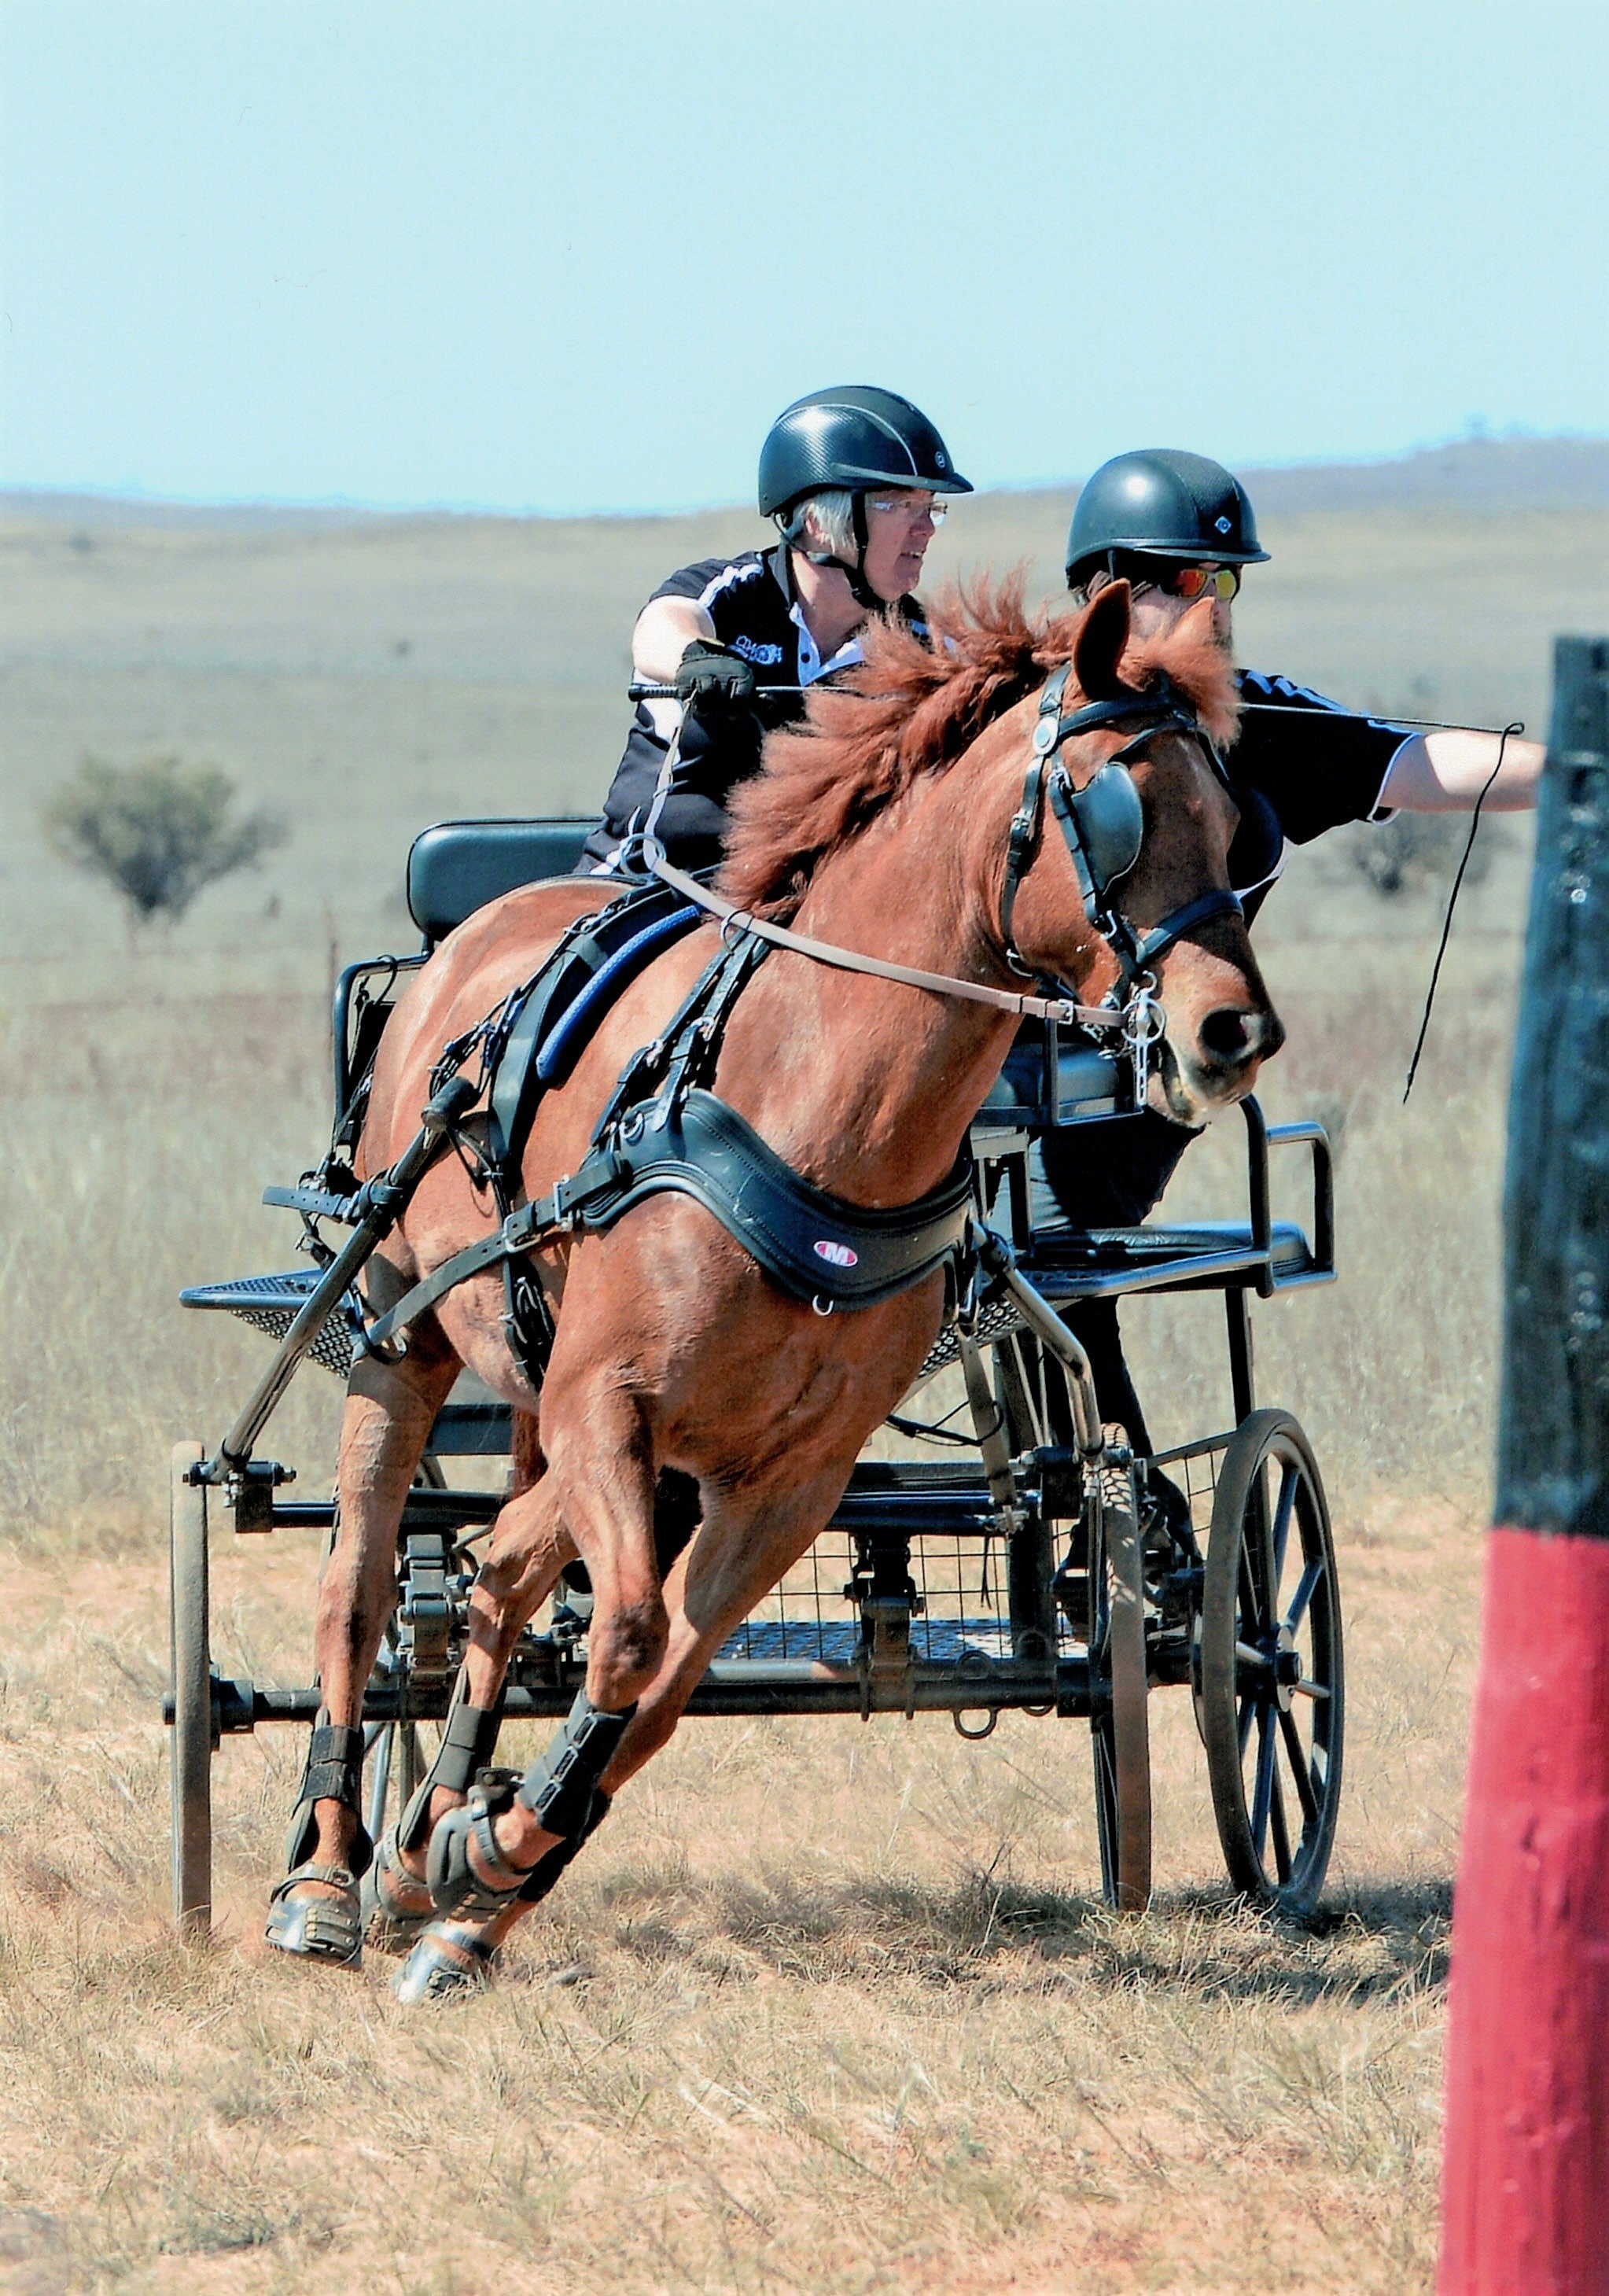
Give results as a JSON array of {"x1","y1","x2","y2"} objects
[
  {"x1": 813, "y1": 1240, "x2": 859, "y2": 1269},
  {"x1": 731, "y1": 636, "x2": 784, "y2": 665}
]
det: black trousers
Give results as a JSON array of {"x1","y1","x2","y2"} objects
[{"x1": 1034, "y1": 1111, "x2": 1200, "y2": 1457}]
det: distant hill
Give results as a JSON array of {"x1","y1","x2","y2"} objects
[
  {"x1": 6, "y1": 435, "x2": 1607, "y2": 533},
  {"x1": 1243, "y1": 436, "x2": 1609, "y2": 514}
]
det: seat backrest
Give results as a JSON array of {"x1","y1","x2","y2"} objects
[{"x1": 407, "y1": 817, "x2": 595, "y2": 945}]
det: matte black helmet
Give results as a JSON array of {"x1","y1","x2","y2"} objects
[
  {"x1": 1065, "y1": 448, "x2": 1269, "y2": 586},
  {"x1": 757, "y1": 385, "x2": 973, "y2": 520}
]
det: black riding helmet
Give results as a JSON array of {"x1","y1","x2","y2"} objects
[
  {"x1": 759, "y1": 385, "x2": 972, "y2": 609},
  {"x1": 1066, "y1": 448, "x2": 1269, "y2": 588}
]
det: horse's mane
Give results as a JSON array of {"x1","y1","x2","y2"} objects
[{"x1": 720, "y1": 574, "x2": 1241, "y2": 918}]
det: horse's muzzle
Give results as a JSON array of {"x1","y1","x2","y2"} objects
[{"x1": 1162, "y1": 1003, "x2": 1284, "y2": 1120}]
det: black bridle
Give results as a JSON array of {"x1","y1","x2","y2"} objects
[{"x1": 998, "y1": 662, "x2": 1245, "y2": 997}]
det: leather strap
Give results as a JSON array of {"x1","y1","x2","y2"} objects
[{"x1": 651, "y1": 856, "x2": 1117, "y2": 1030}]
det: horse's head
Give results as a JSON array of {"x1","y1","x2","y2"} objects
[{"x1": 1001, "y1": 580, "x2": 1282, "y2": 1125}]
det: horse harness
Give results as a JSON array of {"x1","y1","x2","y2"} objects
[
  {"x1": 285, "y1": 665, "x2": 1245, "y2": 1390},
  {"x1": 999, "y1": 662, "x2": 1244, "y2": 998}
]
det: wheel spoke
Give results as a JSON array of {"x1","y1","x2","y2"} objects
[
  {"x1": 1270, "y1": 1463, "x2": 1298, "y2": 1584},
  {"x1": 1237, "y1": 1690, "x2": 1257, "y2": 1756},
  {"x1": 1250, "y1": 1704, "x2": 1276, "y2": 1864},
  {"x1": 1279, "y1": 1705, "x2": 1320, "y2": 1824},
  {"x1": 1283, "y1": 1557, "x2": 1324, "y2": 1636},
  {"x1": 1268, "y1": 1759, "x2": 1293, "y2": 1883},
  {"x1": 1239, "y1": 1465, "x2": 1274, "y2": 1631}
]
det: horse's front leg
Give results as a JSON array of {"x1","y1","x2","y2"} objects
[
  {"x1": 365, "y1": 1464, "x2": 575, "y2": 1948},
  {"x1": 392, "y1": 1461, "x2": 852, "y2": 2001},
  {"x1": 263, "y1": 1309, "x2": 458, "y2": 1967}
]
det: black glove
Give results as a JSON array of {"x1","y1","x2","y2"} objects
[{"x1": 673, "y1": 640, "x2": 757, "y2": 709}]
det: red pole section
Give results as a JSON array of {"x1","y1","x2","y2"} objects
[{"x1": 1441, "y1": 635, "x2": 1609, "y2": 2296}]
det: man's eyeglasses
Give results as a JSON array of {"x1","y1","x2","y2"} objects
[
  {"x1": 867, "y1": 495, "x2": 948, "y2": 525},
  {"x1": 1136, "y1": 561, "x2": 1241, "y2": 603}
]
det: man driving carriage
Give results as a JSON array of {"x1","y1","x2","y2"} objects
[{"x1": 584, "y1": 382, "x2": 972, "y2": 875}]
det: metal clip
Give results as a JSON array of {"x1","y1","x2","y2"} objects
[{"x1": 1121, "y1": 971, "x2": 1166, "y2": 1098}]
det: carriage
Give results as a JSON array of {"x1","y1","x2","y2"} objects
[{"x1": 167, "y1": 809, "x2": 1344, "y2": 1941}]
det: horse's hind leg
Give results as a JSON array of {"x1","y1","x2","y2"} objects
[{"x1": 265, "y1": 1327, "x2": 458, "y2": 1965}]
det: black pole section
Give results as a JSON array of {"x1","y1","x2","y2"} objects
[{"x1": 1494, "y1": 636, "x2": 1609, "y2": 1538}]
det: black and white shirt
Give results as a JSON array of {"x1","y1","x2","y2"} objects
[
  {"x1": 584, "y1": 547, "x2": 926, "y2": 872},
  {"x1": 1222, "y1": 671, "x2": 1415, "y2": 917}
]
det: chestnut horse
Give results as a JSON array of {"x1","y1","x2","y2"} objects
[{"x1": 271, "y1": 579, "x2": 1282, "y2": 1992}]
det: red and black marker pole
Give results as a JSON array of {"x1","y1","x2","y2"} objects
[{"x1": 1441, "y1": 636, "x2": 1609, "y2": 2294}]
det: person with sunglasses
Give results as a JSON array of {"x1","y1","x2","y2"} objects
[
  {"x1": 1040, "y1": 445, "x2": 1543, "y2": 1491},
  {"x1": 582, "y1": 385, "x2": 972, "y2": 875}
]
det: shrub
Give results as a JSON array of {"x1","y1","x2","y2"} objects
[{"x1": 40, "y1": 754, "x2": 287, "y2": 923}]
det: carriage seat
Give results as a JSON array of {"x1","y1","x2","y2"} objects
[
  {"x1": 407, "y1": 817, "x2": 596, "y2": 947},
  {"x1": 1021, "y1": 1218, "x2": 1318, "y2": 1292}
]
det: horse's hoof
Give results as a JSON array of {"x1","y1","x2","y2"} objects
[
  {"x1": 362, "y1": 1830, "x2": 436, "y2": 1955},
  {"x1": 264, "y1": 1862, "x2": 364, "y2": 1966},
  {"x1": 392, "y1": 1923, "x2": 496, "y2": 2005}
]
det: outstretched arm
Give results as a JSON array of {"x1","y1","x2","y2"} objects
[{"x1": 1379, "y1": 728, "x2": 1545, "y2": 813}]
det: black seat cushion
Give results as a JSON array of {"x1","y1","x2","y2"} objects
[{"x1": 407, "y1": 818, "x2": 596, "y2": 945}]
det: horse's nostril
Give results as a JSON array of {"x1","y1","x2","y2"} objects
[
  {"x1": 1199, "y1": 1008, "x2": 1254, "y2": 1062},
  {"x1": 1198, "y1": 1007, "x2": 1282, "y2": 1069}
]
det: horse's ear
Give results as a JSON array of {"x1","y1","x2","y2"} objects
[{"x1": 1072, "y1": 580, "x2": 1132, "y2": 699}]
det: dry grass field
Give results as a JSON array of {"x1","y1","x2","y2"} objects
[{"x1": 0, "y1": 443, "x2": 1606, "y2": 2292}]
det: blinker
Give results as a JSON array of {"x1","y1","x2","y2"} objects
[{"x1": 1059, "y1": 759, "x2": 1145, "y2": 900}]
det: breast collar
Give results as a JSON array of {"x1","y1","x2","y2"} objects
[{"x1": 997, "y1": 662, "x2": 1244, "y2": 998}]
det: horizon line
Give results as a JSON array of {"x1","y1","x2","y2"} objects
[{"x1": 3, "y1": 429, "x2": 1604, "y2": 527}]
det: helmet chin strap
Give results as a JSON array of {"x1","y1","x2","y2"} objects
[{"x1": 784, "y1": 492, "x2": 884, "y2": 614}]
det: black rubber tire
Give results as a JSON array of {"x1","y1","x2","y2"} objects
[
  {"x1": 1090, "y1": 1440, "x2": 1153, "y2": 1912},
  {"x1": 169, "y1": 1440, "x2": 213, "y2": 1937},
  {"x1": 1198, "y1": 1410, "x2": 1344, "y2": 1914}
]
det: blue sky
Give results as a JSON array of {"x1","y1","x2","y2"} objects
[{"x1": 2, "y1": 0, "x2": 1604, "y2": 514}]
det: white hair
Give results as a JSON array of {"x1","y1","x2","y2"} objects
[{"x1": 783, "y1": 487, "x2": 857, "y2": 562}]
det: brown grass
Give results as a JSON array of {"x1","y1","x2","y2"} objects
[{"x1": 0, "y1": 1489, "x2": 1474, "y2": 2294}]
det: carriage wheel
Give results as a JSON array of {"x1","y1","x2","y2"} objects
[
  {"x1": 1089, "y1": 1441, "x2": 1152, "y2": 1912},
  {"x1": 169, "y1": 1440, "x2": 213, "y2": 1937},
  {"x1": 1198, "y1": 1409, "x2": 1344, "y2": 1914},
  {"x1": 992, "y1": 1336, "x2": 1152, "y2": 1912}
]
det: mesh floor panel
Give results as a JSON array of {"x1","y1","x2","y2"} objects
[{"x1": 181, "y1": 1270, "x2": 357, "y2": 1378}]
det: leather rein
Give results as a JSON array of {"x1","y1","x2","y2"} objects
[{"x1": 654, "y1": 662, "x2": 1243, "y2": 1065}]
